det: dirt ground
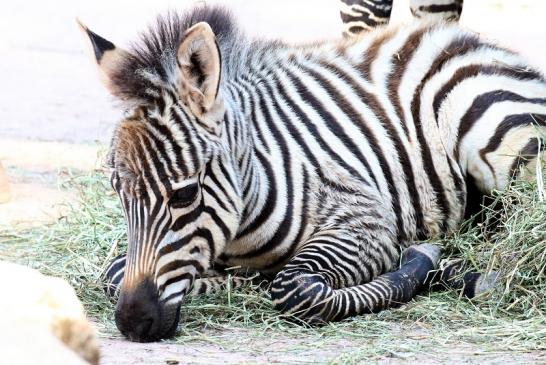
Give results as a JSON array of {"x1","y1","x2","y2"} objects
[
  {"x1": 2, "y1": 0, "x2": 546, "y2": 364},
  {"x1": 99, "y1": 331, "x2": 546, "y2": 365}
]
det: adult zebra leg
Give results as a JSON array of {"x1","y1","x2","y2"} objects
[
  {"x1": 339, "y1": 0, "x2": 394, "y2": 37},
  {"x1": 270, "y1": 241, "x2": 441, "y2": 322},
  {"x1": 409, "y1": 0, "x2": 464, "y2": 22}
]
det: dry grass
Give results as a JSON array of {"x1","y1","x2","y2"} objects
[
  {"x1": 442, "y1": 171, "x2": 546, "y2": 318},
  {"x1": 1, "y1": 165, "x2": 545, "y2": 362}
]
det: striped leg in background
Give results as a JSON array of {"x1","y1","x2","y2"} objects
[
  {"x1": 271, "y1": 240, "x2": 441, "y2": 322},
  {"x1": 340, "y1": 0, "x2": 394, "y2": 36},
  {"x1": 340, "y1": 0, "x2": 464, "y2": 37},
  {"x1": 410, "y1": 0, "x2": 464, "y2": 22}
]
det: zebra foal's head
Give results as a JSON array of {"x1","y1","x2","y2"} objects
[{"x1": 79, "y1": 9, "x2": 241, "y2": 342}]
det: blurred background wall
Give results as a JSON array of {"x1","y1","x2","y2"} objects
[{"x1": 0, "y1": 0, "x2": 545, "y2": 144}]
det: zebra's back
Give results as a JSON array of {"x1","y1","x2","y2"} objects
[{"x1": 222, "y1": 21, "x2": 546, "y2": 272}]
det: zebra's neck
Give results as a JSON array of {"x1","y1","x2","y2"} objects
[
  {"x1": 221, "y1": 70, "x2": 272, "y2": 234},
  {"x1": 217, "y1": 38, "x2": 329, "y2": 242}
]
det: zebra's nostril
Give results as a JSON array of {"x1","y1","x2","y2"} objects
[
  {"x1": 113, "y1": 278, "x2": 183, "y2": 341},
  {"x1": 115, "y1": 305, "x2": 161, "y2": 342},
  {"x1": 114, "y1": 278, "x2": 163, "y2": 342},
  {"x1": 128, "y1": 317, "x2": 155, "y2": 342},
  {"x1": 134, "y1": 318, "x2": 154, "y2": 337}
]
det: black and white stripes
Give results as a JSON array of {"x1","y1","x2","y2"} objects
[
  {"x1": 80, "y1": 6, "x2": 546, "y2": 341},
  {"x1": 340, "y1": 0, "x2": 394, "y2": 35},
  {"x1": 340, "y1": 0, "x2": 464, "y2": 36}
]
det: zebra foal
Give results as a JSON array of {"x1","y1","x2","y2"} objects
[{"x1": 79, "y1": 6, "x2": 546, "y2": 342}]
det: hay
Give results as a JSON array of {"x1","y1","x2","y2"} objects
[
  {"x1": 443, "y1": 170, "x2": 546, "y2": 318},
  {"x1": 1, "y1": 165, "x2": 545, "y2": 359}
]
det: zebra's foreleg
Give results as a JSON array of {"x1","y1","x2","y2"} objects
[
  {"x1": 270, "y1": 241, "x2": 441, "y2": 322},
  {"x1": 103, "y1": 253, "x2": 126, "y2": 299},
  {"x1": 102, "y1": 254, "x2": 264, "y2": 299},
  {"x1": 188, "y1": 272, "x2": 265, "y2": 297}
]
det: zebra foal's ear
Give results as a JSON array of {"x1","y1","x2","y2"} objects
[
  {"x1": 76, "y1": 18, "x2": 127, "y2": 96},
  {"x1": 177, "y1": 22, "x2": 222, "y2": 118}
]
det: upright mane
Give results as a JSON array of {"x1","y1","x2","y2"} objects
[{"x1": 111, "y1": 6, "x2": 240, "y2": 101}]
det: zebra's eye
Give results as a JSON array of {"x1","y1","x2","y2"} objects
[{"x1": 170, "y1": 183, "x2": 199, "y2": 208}]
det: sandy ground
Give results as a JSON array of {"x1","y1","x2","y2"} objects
[
  {"x1": 0, "y1": 140, "x2": 101, "y2": 226},
  {"x1": 99, "y1": 332, "x2": 546, "y2": 365},
  {"x1": 1, "y1": 0, "x2": 546, "y2": 364}
]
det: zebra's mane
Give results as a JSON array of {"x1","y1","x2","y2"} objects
[{"x1": 112, "y1": 6, "x2": 242, "y2": 101}]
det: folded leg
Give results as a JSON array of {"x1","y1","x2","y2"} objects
[
  {"x1": 102, "y1": 253, "x2": 261, "y2": 298},
  {"x1": 270, "y1": 233, "x2": 441, "y2": 322}
]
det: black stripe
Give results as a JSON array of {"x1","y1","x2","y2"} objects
[
  {"x1": 296, "y1": 63, "x2": 401, "y2": 208},
  {"x1": 509, "y1": 137, "x2": 545, "y2": 178},
  {"x1": 236, "y1": 148, "x2": 277, "y2": 238},
  {"x1": 158, "y1": 272, "x2": 194, "y2": 293},
  {"x1": 168, "y1": 107, "x2": 194, "y2": 176},
  {"x1": 203, "y1": 184, "x2": 229, "y2": 212},
  {"x1": 262, "y1": 166, "x2": 311, "y2": 270},
  {"x1": 271, "y1": 74, "x2": 372, "y2": 187},
  {"x1": 231, "y1": 88, "x2": 295, "y2": 258},
  {"x1": 282, "y1": 66, "x2": 380, "y2": 189},
  {"x1": 203, "y1": 206, "x2": 232, "y2": 241},
  {"x1": 157, "y1": 234, "x2": 191, "y2": 258},
  {"x1": 217, "y1": 158, "x2": 239, "y2": 195},
  {"x1": 233, "y1": 82, "x2": 272, "y2": 155},
  {"x1": 204, "y1": 162, "x2": 237, "y2": 211},
  {"x1": 419, "y1": 3, "x2": 462, "y2": 15},
  {"x1": 480, "y1": 113, "x2": 546, "y2": 176},
  {"x1": 157, "y1": 259, "x2": 204, "y2": 278},
  {"x1": 434, "y1": 64, "x2": 544, "y2": 126},
  {"x1": 386, "y1": 28, "x2": 428, "y2": 137},
  {"x1": 455, "y1": 90, "x2": 546, "y2": 161},
  {"x1": 318, "y1": 61, "x2": 421, "y2": 241}
]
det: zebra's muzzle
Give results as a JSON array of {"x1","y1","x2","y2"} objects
[{"x1": 114, "y1": 278, "x2": 181, "y2": 342}]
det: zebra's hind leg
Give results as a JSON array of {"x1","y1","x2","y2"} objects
[
  {"x1": 430, "y1": 259, "x2": 498, "y2": 299},
  {"x1": 410, "y1": 0, "x2": 464, "y2": 22},
  {"x1": 271, "y1": 242, "x2": 441, "y2": 323}
]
